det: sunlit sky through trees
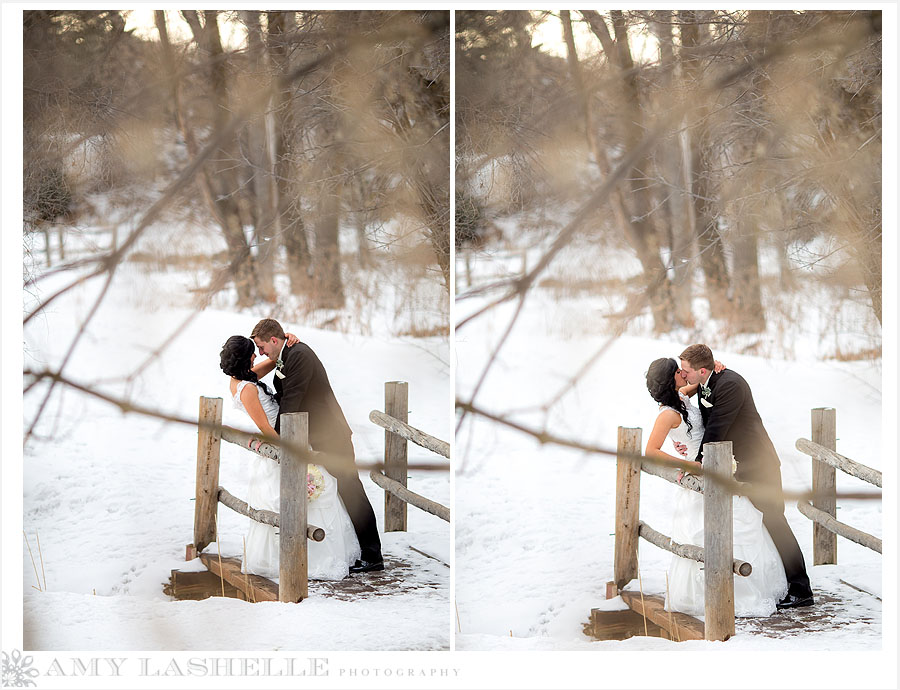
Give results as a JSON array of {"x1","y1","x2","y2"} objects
[
  {"x1": 125, "y1": 9, "x2": 658, "y2": 62},
  {"x1": 530, "y1": 9, "x2": 658, "y2": 62}
]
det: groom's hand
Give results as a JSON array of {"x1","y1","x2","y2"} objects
[{"x1": 673, "y1": 440, "x2": 688, "y2": 456}]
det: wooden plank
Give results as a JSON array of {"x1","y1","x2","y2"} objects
[
  {"x1": 588, "y1": 607, "x2": 669, "y2": 641},
  {"x1": 811, "y1": 408, "x2": 837, "y2": 565},
  {"x1": 167, "y1": 568, "x2": 247, "y2": 601},
  {"x1": 619, "y1": 591, "x2": 705, "y2": 641},
  {"x1": 199, "y1": 553, "x2": 279, "y2": 602},
  {"x1": 369, "y1": 470, "x2": 450, "y2": 522},
  {"x1": 614, "y1": 427, "x2": 641, "y2": 588},
  {"x1": 194, "y1": 397, "x2": 223, "y2": 555},
  {"x1": 279, "y1": 412, "x2": 309, "y2": 602},
  {"x1": 383, "y1": 382, "x2": 409, "y2": 532},
  {"x1": 703, "y1": 441, "x2": 735, "y2": 641}
]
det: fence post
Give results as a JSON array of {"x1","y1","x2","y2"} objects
[
  {"x1": 193, "y1": 396, "x2": 223, "y2": 556},
  {"x1": 614, "y1": 427, "x2": 641, "y2": 590},
  {"x1": 703, "y1": 441, "x2": 735, "y2": 641},
  {"x1": 279, "y1": 412, "x2": 309, "y2": 603},
  {"x1": 384, "y1": 381, "x2": 409, "y2": 532},
  {"x1": 811, "y1": 407, "x2": 837, "y2": 565}
]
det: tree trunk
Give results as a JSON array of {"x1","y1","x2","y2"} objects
[
  {"x1": 313, "y1": 181, "x2": 345, "y2": 310},
  {"x1": 242, "y1": 10, "x2": 277, "y2": 303},
  {"x1": 651, "y1": 10, "x2": 694, "y2": 326},
  {"x1": 726, "y1": 11, "x2": 769, "y2": 333},
  {"x1": 582, "y1": 10, "x2": 674, "y2": 332},
  {"x1": 680, "y1": 11, "x2": 731, "y2": 316},
  {"x1": 182, "y1": 9, "x2": 258, "y2": 307},
  {"x1": 267, "y1": 11, "x2": 311, "y2": 294}
]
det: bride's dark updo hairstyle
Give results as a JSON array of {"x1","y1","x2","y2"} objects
[
  {"x1": 220, "y1": 336, "x2": 259, "y2": 383},
  {"x1": 645, "y1": 357, "x2": 693, "y2": 436}
]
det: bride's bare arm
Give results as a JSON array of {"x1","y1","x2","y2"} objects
[
  {"x1": 679, "y1": 382, "x2": 699, "y2": 397},
  {"x1": 239, "y1": 383, "x2": 278, "y2": 438},
  {"x1": 645, "y1": 408, "x2": 688, "y2": 464}
]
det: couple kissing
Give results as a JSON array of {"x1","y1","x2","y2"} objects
[{"x1": 219, "y1": 318, "x2": 384, "y2": 580}]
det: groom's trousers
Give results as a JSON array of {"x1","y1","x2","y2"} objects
[
  {"x1": 320, "y1": 438, "x2": 383, "y2": 563},
  {"x1": 745, "y1": 463, "x2": 813, "y2": 598}
]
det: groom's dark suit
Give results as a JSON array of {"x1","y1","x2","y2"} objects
[
  {"x1": 695, "y1": 369, "x2": 812, "y2": 598},
  {"x1": 273, "y1": 341, "x2": 382, "y2": 562}
]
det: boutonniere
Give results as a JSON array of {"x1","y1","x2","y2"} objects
[
  {"x1": 274, "y1": 368, "x2": 286, "y2": 379},
  {"x1": 700, "y1": 397, "x2": 713, "y2": 408}
]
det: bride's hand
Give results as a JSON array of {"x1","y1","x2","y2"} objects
[
  {"x1": 673, "y1": 440, "x2": 689, "y2": 457},
  {"x1": 714, "y1": 359, "x2": 726, "y2": 373},
  {"x1": 285, "y1": 332, "x2": 300, "y2": 347}
]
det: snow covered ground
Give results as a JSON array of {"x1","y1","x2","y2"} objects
[
  {"x1": 15, "y1": 253, "x2": 451, "y2": 652},
  {"x1": 453, "y1": 234, "x2": 895, "y2": 682}
]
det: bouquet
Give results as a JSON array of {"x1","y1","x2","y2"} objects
[{"x1": 307, "y1": 465, "x2": 325, "y2": 501}]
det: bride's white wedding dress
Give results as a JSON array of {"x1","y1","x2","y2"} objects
[
  {"x1": 663, "y1": 392, "x2": 787, "y2": 617},
  {"x1": 231, "y1": 379, "x2": 360, "y2": 581}
]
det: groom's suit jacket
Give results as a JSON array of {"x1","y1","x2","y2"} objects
[
  {"x1": 273, "y1": 341, "x2": 353, "y2": 458},
  {"x1": 695, "y1": 369, "x2": 780, "y2": 482}
]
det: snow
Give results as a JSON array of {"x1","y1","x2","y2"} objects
[{"x1": 17, "y1": 252, "x2": 451, "y2": 652}]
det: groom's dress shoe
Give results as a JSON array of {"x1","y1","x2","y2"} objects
[
  {"x1": 776, "y1": 592, "x2": 814, "y2": 610},
  {"x1": 350, "y1": 559, "x2": 385, "y2": 574}
]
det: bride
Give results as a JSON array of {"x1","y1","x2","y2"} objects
[
  {"x1": 219, "y1": 335, "x2": 360, "y2": 581},
  {"x1": 644, "y1": 357, "x2": 788, "y2": 617}
]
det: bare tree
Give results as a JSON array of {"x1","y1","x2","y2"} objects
[{"x1": 180, "y1": 9, "x2": 260, "y2": 307}]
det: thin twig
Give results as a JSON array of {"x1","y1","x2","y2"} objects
[
  {"x1": 637, "y1": 555, "x2": 648, "y2": 637},
  {"x1": 215, "y1": 515, "x2": 225, "y2": 598},
  {"x1": 23, "y1": 532, "x2": 42, "y2": 593},
  {"x1": 36, "y1": 531, "x2": 47, "y2": 591},
  {"x1": 665, "y1": 571, "x2": 680, "y2": 642}
]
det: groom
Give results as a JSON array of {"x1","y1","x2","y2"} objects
[
  {"x1": 251, "y1": 318, "x2": 384, "y2": 573},
  {"x1": 678, "y1": 344, "x2": 814, "y2": 610}
]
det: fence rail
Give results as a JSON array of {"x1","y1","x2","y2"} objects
[
  {"x1": 220, "y1": 426, "x2": 325, "y2": 465},
  {"x1": 638, "y1": 521, "x2": 752, "y2": 577},
  {"x1": 797, "y1": 501, "x2": 882, "y2": 553},
  {"x1": 369, "y1": 410, "x2": 450, "y2": 458},
  {"x1": 216, "y1": 486, "x2": 325, "y2": 542},
  {"x1": 369, "y1": 470, "x2": 450, "y2": 522},
  {"x1": 795, "y1": 438, "x2": 882, "y2": 488}
]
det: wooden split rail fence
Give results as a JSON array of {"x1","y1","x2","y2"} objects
[
  {"x1": 368, "y1": 381, "x2": 450, "y2": 531},
  {"x1": 795, "y1": 407, "x2": 882, "y2": 561},
  {"x1": 186, "y1": 397, "x2": 322, "y2": 603}
]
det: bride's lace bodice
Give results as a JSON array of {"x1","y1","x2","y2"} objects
[
  {"x1": 663, "y1": 393, "x2": 704, "y2": 460},
  {"x1": 232, "y1": 379, "x2": 279, "y2": 428}
]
